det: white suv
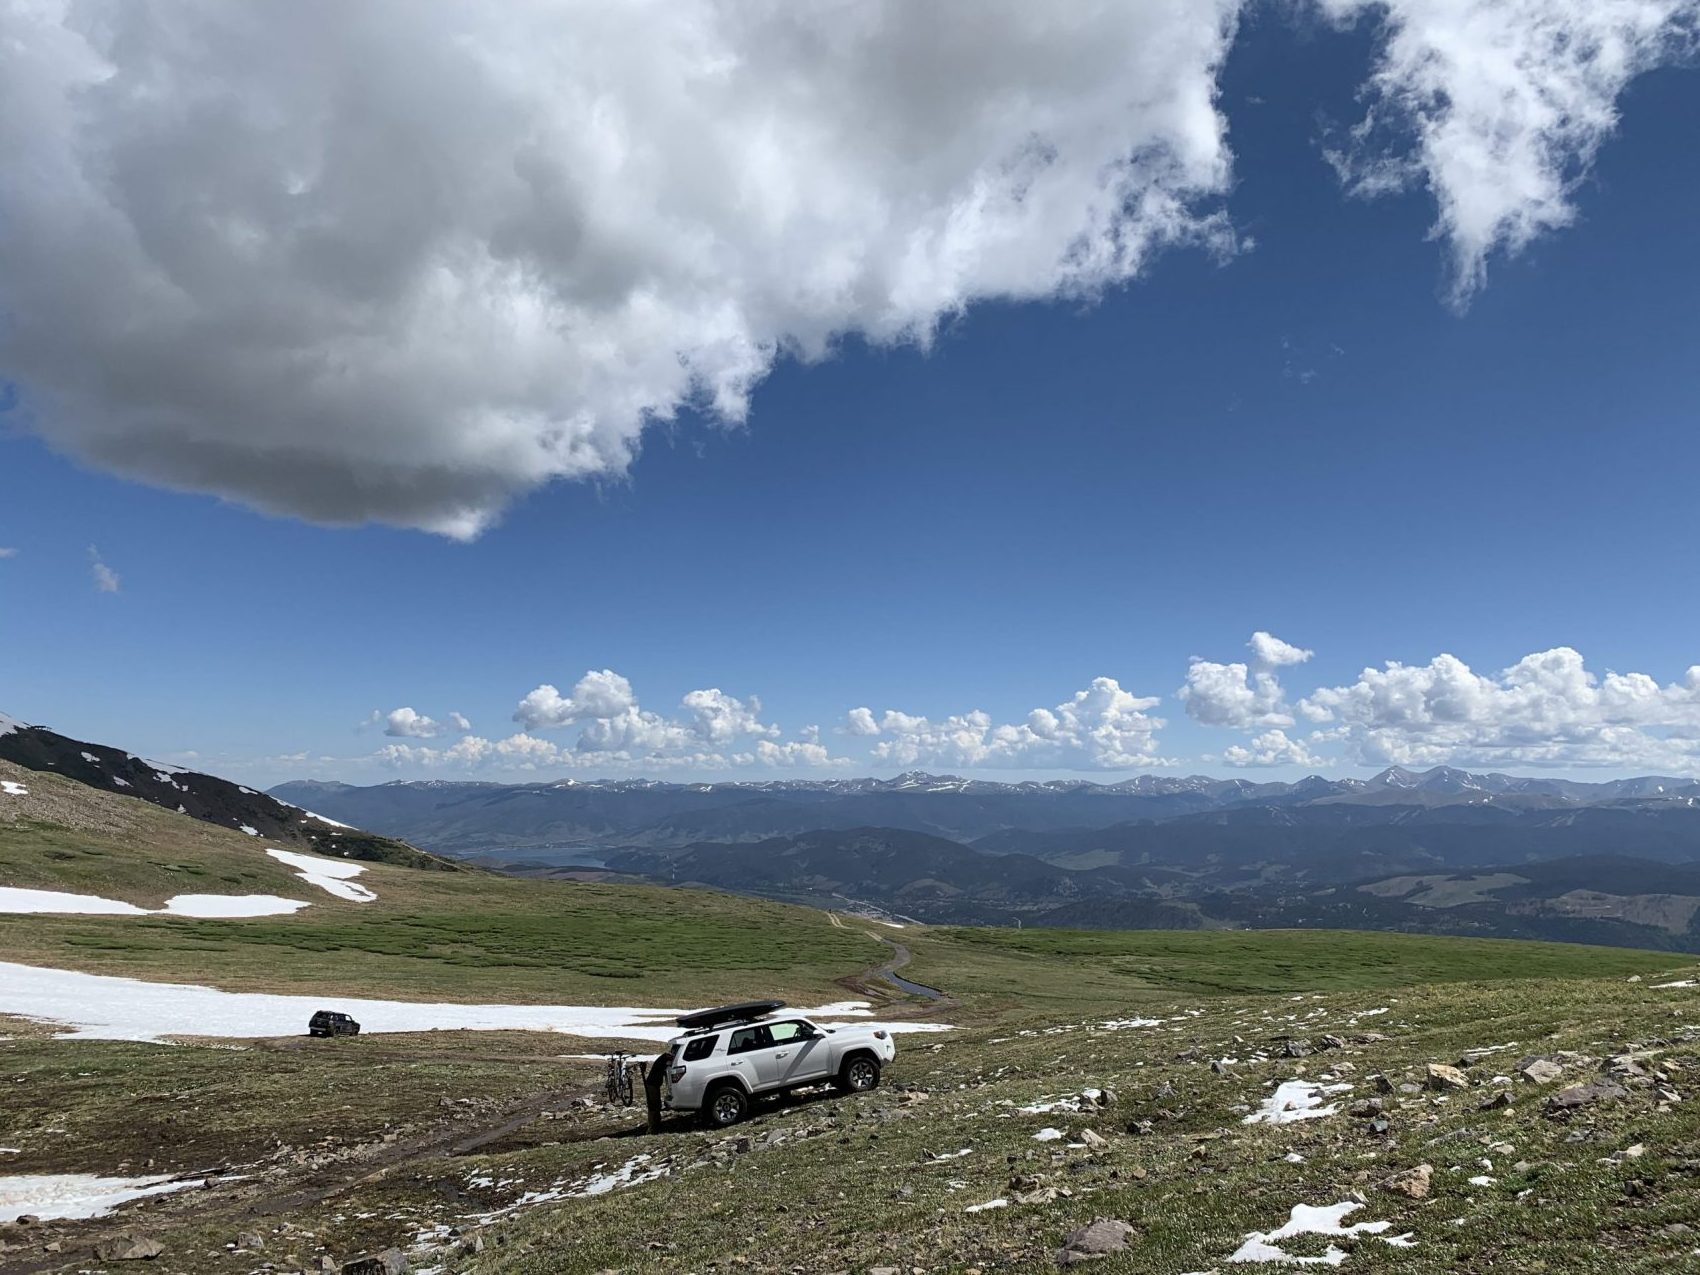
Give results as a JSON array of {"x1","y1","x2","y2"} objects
[{"x1": 661, "y1": 1001, "x2": 897, "y2": 1127}]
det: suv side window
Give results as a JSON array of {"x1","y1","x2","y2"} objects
[
  {"x1": 766, "y1": 1021, "x2": 811, "y2": 1045},
  {"x1": 682, "y1": 1035, "x2": 718, "y2": 1062},
  {"x1": 728, "y1": 1025, "x2": 772, "y2": 1054}
]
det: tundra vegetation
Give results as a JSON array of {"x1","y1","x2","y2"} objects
[{"x1": 4, "y1": 759, "x2": 1699, "y2": 1273}]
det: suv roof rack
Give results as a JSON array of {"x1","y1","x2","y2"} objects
[{"x1": 675, "y1": 999, "x2": 786, "y2": 1031}]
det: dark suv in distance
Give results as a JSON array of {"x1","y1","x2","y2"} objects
[{"x1": 308, "y1": 1010, "x2": 361, "y2": 1038}]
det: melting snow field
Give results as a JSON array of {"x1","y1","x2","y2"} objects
[
  {"x1": 0, "y1": 1173, "x2": 198, "y2": 1223},
  {"x1": 0, "y1": 780, "x2": 28, "y2": 797},
  {"x1": 1243, "y1": 1080, "x2": 1353, "y2": 1125},
  {"x1": 0, "y1": 961, "x2": 955, "y2": 1044},
  {"x1": 0, "y1": 886, "x2": 309, "y2": 919},
  {"x1": 265, "y1": 847, "x2": 377, "y2": 902},
  {"x1": 1227, "y1": 1201, "x2": 1414, "y2": 1266}
]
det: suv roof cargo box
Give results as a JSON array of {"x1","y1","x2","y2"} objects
[{"x1": 675, "y1": 999, "x2": 785, "y2": 1031}]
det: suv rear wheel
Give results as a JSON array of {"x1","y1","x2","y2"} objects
[
  {"x1": 837, "y1": 1054, "x2": 881, "y2": 1093},
  {"x1": 704, "y1": 1083, "x2": 749, "y2": 1128}
]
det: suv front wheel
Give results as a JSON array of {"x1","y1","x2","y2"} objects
[
  {"x1": 704, "y1": 1083, "x2": 750, "y2": 1128},
  {"x1": 837, "y1": 1054, "x2": 881, "y2": 1093}
]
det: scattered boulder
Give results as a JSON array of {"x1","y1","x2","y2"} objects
[
  {"x1": 1318, "y1": 1034, "x2": 1348, "y2": 1051},
  {"x1": 341, "y1": 1250, "x2": 408, "y2": 1275},
  {"x1": 1379, "y1": 1164, "x2": 1434, "y2": 1200},
  {"x1": 93, "y1": 1235, "x2": 165, "y2": 1262},
  {"x1": 1545, "y1": 1080, "x2": 1629, "y2": 1116},
  {"x1": 1055, "y1": 1218, "x2": 1137, "y2": 1266},
  {"x1": 1426, "y1": 1063, "x2": 1470, "y2": 1091},
  {"x1": 1080, "y1": 1129, "x2": 1109, "y2": 1149},
  {"x1": 1281, "y1": 1039, "x2": 1313, "y2": 1059},
  {"x1": 236, "y1": 1232, "x2": 265, "y2": 1251},
  {"x1": 1517, "y1": 1058, "x2": 1564, "y2": 1085}
]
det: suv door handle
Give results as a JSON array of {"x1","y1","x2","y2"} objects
[{"x1": 774, "y1": 1051, "x2": 788, "y2": 1058}]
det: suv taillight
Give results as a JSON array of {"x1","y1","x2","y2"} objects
[{"x1": 668, "y1": 1065, "x2": 686, "y2": 1083}]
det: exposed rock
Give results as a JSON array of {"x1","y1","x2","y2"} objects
[
  {"x1": 1380, "y1": 1164, "x2": 1434, "y2": 1200},
  {"x1": 1479, "y1": 1090, "x2": 1514, "y2": 1110},
  {"x1": 1282, "y1": 1039, "x2": 1313, "y2": 1059},
  {"x1": 1055, "y1": 1218, "x2": 1137, "y2": 1266},
  {"x1": 1545, "y1": 1081, "x2": 1629, "y2": 1115},
  {"x1": 1318, "y1": 1034, "x2": 1347, "y2": 1051},
  {"x1": 236, "y1": 1232, "x2": 265, "y2": 1251},
  {"x1": 1080, "y1": 1129, "x2": 1109, "y2": 1148},
  {"x1": 341, "y1": 1249, "x2": 408, "y2": 1275},
  {"x1": 93, "y1": 1235, "x2": 165, "y2": 1262},
  {"x1": 1370, "y1": 1073, "x2": 1395, "y2": 1095},
  {"x1": 1426, "y1": 1063, "x2": 1470, "y2": 1091},
  {"x1": 1517, "y1": 1059, "x2": 1564, "y2": 1085}
]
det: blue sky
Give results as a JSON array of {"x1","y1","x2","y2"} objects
[{"x1": 2, "y1": 3, "x2": 1698, "y2": 785}]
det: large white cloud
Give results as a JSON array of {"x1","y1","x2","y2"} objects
[
  {"x1": 1321, "y1": 0, "x2": 1700, "y2": 301},
  {"x1": 851, "y1": 677, "x2": 1169, "y2": 771},
  {"x1": 381, "y1": 707, "x2": 443, "y2": 739},
  {"x1": 1300, "y1": 646, "x2": 1700, "y2": 768},
  {"x1": 9, "y1": 2, "x2": 1688, "y2": 535},
  {"x1": 0, "y1": 0, "x2": 1241, "y2": 536},
  {"x1": 1178, "y1": 631, "x2": 1311, "y2": 729},
  {"x1": 1221, "y1": 729, "x2": 1328, "y2": 769},
  {"x1": 510, "y1": 668, "x2": 808, "y2": 762}
]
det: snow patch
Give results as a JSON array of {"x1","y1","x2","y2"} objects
[
  {"x1": 0, "y1": 886, "x2": 308, "y2": 919},
  {"x1": 80, "y1": 752, "x2": 99, "y2": 763},
  {"x1": 0, "y1": 712, "x2": 27, "y2": 738},
  {"x1": 1655, "y1": 979, "x2": 1697, "y2": 989},
  {"x1": 239, "y1": 824, "x2": 259, "y2": 836},
  {"x1": 1, "y1": 781, "x2": 29, "y2": 797},
  {"x1": 0, "y1": 1172, "x2": 198, "y2": 1222},
  {"x1": 0, "y1": 962, "x2": 950, "y2": 1044},
  {"x1": 1243, "y1": 1081, "x2": 1353, "y2": 1126},
  {"x1": 265, "y1": 847, "x2": 376, "y2": 902},
  {"x1": 304, "y1": 810, "x2": 354, "y2": 829},
  {"x1": 1227, "y1": 1201, "x2": 1413, "y2": 1266},
  {"x1": 964, "y1": 1198, "x2": 1008, "y2": 1213},
  {"x1": 1033, "y1": 1127, "x2": 1065, "y2": 1142}
]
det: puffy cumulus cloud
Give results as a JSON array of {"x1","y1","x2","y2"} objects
[
  {"x1": 382, "y1": 707, "x2": 443, "y2": 739},
  {"x1": 505, "y1": 668, "x2": 833, "y2": 767},
  {"x1": 1222, "y1": 729, "x2": 1327, "y2": 769},
  {"x1": 858, "y1": 678, "x2": 1169, "y2": 770},
  {"x1": 1300, "y1": 646, "x2": 1700, "y2": 768},
  {"x1": 682, "y1": 688, "x2": 780, "y2": 746},
  {"x1": 448, "y1": 711, "x2": 472, "y2": 733},
  {"x1": 1321, "y1": 0, "x2": 1700, "y2": 302},
  {"x1": 841, "y1": 707, "x2": 882, "y2": 738},
  {"x1": 1248, "y1": 631, "x2": 1314, "y2": 668},
  {"x1": 2, "y1": 0, "x2": 1243, "y2": 536},
  {"x1": 1178, "y1": 632, "x2": 1311, "y2": 729}
]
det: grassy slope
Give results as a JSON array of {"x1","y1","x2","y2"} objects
[
  {"x1": 6, "y1": 759, "x2": 1700, "y2": 1273},
  {"x1": 908, "y1": 926, "x2": 1673, "y2": 1000},
  {"x1": 488, "y1": 967, "x2": 1700, "y2": 1275}
]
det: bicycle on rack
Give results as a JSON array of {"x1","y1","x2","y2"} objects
[{"x1": 604, "y1": 1051, "x2": 637, "y2": 1107}]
